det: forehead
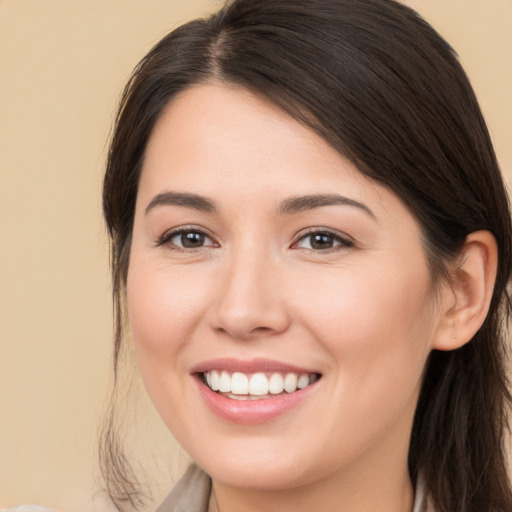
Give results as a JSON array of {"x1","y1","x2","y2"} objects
[
  {"x1": 139, "y1": 82, "x2": 412, "y2": 227},
  {"x1": 142, "y1": 82, "x2": 350, "y2": 183}
]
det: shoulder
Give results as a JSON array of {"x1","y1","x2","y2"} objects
[
  {"x1": 155, "y1": 463, "x2": 211, "y2": 512},
  {"x1": 413, "y1": 477, "x2": 437, "y2": 512}
]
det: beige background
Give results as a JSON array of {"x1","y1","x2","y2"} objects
[{"x1": 1, "y1": 1, "x2": 511, "y2": 511}]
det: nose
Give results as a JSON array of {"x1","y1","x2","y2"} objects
[{"x1": 207, "y1": 246, "x2": 291, "y2": 341}]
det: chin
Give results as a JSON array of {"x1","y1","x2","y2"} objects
[
  {"x1": 179, "y1": 430, "x2": 338, "y2": 491},
  {"x1": 201, "y1": 456, "x2": 315, "y2": 490}
]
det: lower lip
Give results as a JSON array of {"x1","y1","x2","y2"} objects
[{"x1": 194, "y1": 375, "x2": 319, "y2": 425}]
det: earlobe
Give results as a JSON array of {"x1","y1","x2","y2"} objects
[{"x1": 432, "y1": 230, "x2": 498, "y2": 351}]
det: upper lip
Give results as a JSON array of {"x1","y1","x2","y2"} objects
[{"x1": 190, "y1": 358, "x2": 321, "y2": 375}]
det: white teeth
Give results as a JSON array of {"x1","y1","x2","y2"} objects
[
  {"x1": 283, "y1": 373, "x2": 298, "y2": 393},
  {"x1": 203, "y1": 370, "x2": 319, "y2": 398},
  {"x1": 210, "y1": 370, "x2": 220, "y2": 391},
  {"x1": 249, "y1": 373, "x2": 269, "y2": 395},
  {"x1": 268, "y1": 373, "x2": 284, "y2": 394},
  {"x1": 297, "y1": 374, "x2": 310, "y2": 389},
  {"x1": 231, "y1": 372, "x2": 249, "y2": 395},
  {"x1": 219, "y1": 371, "x2": 231, "y2": 392}
]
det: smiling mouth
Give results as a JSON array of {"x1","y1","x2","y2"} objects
[{"x1": 201, "y1": 370, "x2": 321, "y2": 400}]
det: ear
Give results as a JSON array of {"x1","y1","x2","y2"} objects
[{"x1": 432, "y1": 230, "x2": 498, "y2": 351}]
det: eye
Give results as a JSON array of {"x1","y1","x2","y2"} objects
[
  {"x1": 158, "y1": 228, "x2": 217, "y2": 251},
  {"x1": 294, "y1": 230, "x2": 354, "y2": 251}
]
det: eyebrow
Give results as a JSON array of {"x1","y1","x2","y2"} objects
[
  {"x1": 145, "y1": 191, "x2": 218, "y2": 215},
  {"x1": 279, "y1": 194, "x2": 376, "y2": 218},
  {"x1": 145, "y1": 191, "x2": 375, "y2": 219}
]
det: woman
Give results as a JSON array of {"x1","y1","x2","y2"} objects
[{"x1": 101, "y1": 0, "x2": 512, "y2": 511}]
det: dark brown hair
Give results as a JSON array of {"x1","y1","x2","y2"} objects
[{"x1": 101, "y1": 1, "x2": 512, "y2": 510}]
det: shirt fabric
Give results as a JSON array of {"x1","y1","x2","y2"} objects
[{"x1": 155, "y1": 464, "x2": 432, "y2": 512}]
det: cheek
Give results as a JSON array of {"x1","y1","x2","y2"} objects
[
  {"x1": 125, "y1": 261, "x2": 219, "y2": 433},
  {"x1": 126, "y1": 262, "x2": 211, "y2": 370},
  {"x1": 296, "y1": 259, "x2": 435, "y2": 399},
  {"x1": 301, "y1": 258, "x2": 433, "y2": 331}
]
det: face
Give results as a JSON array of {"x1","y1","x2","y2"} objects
[{"x1": 127, "y1": 83, "x2": 443, "y2": 491}]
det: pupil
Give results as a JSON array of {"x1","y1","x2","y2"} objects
[
  {"x1": 311, "y1": 233, "x2": 333, "y2": 250},
  {"x1": 182, "y1": 231, "x2": 205, "y2": 248}
]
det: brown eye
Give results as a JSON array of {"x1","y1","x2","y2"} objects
[
  {"x1": 309, "y1": 233, "x2": 336, "y2": 250},
  {"x1": 179, "y1": 230, "x2": 206, "y2": 248},
  {"x1": 295, "y1": 230, "x2": 353, "y2": 251},
  {"x1": 159, "y1": 228, "x2": 216, "y2": 250}
]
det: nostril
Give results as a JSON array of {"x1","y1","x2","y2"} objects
[
  {"x1": 248, "y1": 326, "x2": 275, "y2": 336},
  {"x1": 213, "y1": 322, "x2": 286, "y2": 341}
]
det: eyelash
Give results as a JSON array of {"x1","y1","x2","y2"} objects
[
  {"x1": 156, "y1": 226, "x2": 218, "y2": 252},
  {"x1": 292, "y1": 229, "x2": 355, "y2": 252},
  {"x1": 156, "y1": 227, "x2": 354, "y2": 253}
]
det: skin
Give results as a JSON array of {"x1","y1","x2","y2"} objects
[{"x1": 127, "y1": 83, "x2": 497, "y2": 512}]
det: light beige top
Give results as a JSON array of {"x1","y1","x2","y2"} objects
[{"x1": 155, "y1": 464, "x2": 432, "y2": 512}]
